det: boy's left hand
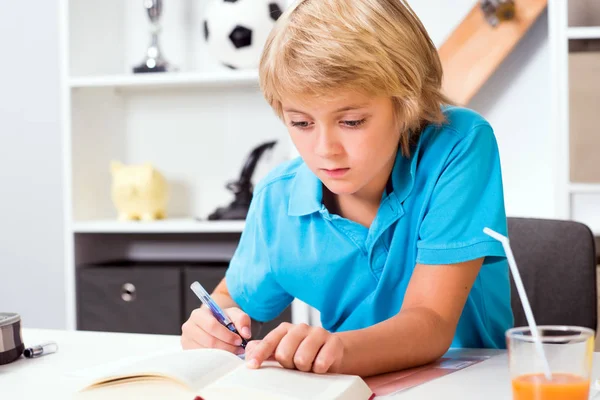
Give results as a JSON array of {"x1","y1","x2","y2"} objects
[{"x1": 245, "y1": 322, "x2": 345, "y2": 374}]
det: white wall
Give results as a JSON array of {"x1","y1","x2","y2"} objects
[
  {"x1": 0, "y1": 0, "x2": 65, "y2": 328},
  {"x1": 413, "y1": 1, "x2": 554, "y2": 218},
  {"x1": 0, "y1": 1, "x2": 553, "y2": 329},
  {"x1": 471, "y1": 13, "x2": 553, "y2": 218}
]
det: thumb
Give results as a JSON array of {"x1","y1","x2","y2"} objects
[{"x1": 227, "y1": 307, "x2": 252, "y2": 339}]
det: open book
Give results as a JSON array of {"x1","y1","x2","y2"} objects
[{"x1": 74, "y1": 348, "x2": 374, "y2": 400}]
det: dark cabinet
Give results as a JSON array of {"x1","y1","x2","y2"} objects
[
  {"x1": 77, "y1": 262, "x2": 182, "y2": 335},
  {"x1": 76, "y1": 261, "x2": 293, "y2": 339}
]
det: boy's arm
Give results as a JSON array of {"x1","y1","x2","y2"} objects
[
  {"x1": 335, "y1": 257, "x2": 484, "y2": 377},
  {"x1": 211, "y1": 278, "x2": 242, "y2": 309},
  {"x1": 246, "y1": 258, "x2": 484, "y2": 376}
]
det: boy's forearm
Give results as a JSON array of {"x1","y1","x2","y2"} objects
[
  {"x1": 335, "y1": 307, "x2": 453, "y2": 377},
  {"x1": 208, "y1": 278, "x2": 240, "y2": 310},
  {"x1": 209, "y1": 292, "x2": 239, "y2": 310},
  {"x1": 211, "y1": 283, "x2": 263, "y2": 335}
]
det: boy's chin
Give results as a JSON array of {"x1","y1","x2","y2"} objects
[{"x1": 322, "y1": 180, "x2": 359, "y2": 196}]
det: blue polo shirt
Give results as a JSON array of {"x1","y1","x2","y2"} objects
[{"x1": 225, "y1": 106, "x2": 513, "y2": 349}]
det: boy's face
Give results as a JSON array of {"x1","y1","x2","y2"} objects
[{"x1": 282, "y1": 91, "x2": 401, "y2": 198}]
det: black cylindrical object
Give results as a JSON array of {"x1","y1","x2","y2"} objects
[{"x1": 0, "y1": 313, "x2": 24, "y2": 365}]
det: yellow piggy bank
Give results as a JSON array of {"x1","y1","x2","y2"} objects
[{"x1": 110, "y1": 161, "x2": 168, "y2": 221}]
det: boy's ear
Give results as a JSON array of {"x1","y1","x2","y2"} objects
[{"x1": 110, "y1": 160, "x2": 123, "y2": 175}]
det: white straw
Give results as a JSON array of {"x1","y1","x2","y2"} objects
[{"x1": 483, "y1": 227, "x2": 552, "y2": 380}]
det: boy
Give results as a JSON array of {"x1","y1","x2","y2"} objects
[{"x1": 181, "y1": 0, "x2": 512, "y2": 377}]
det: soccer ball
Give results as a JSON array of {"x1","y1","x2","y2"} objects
[{"x1": 203, "y1": 0, "x2": 285, "y2": 70}]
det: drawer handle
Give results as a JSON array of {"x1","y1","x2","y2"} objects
[{"x1": 121, "y1": 283, "x2": 136, "y2": 302}]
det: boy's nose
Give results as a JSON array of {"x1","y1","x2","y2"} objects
[{"x1": 314, "y1": 127, "x2": 342, "y2": 158}]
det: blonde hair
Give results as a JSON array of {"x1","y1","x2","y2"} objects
[{"x1": 259, "y1": 0, "x2": 451, "y2": 156}]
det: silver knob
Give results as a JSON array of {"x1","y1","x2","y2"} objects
[{"x1": 121, "y1": 283, "x2": 137, "y2": 302}]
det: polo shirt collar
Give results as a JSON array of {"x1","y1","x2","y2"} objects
[
  {"x1": 287, "y1": 143, "x2": 419, "y2": 217},
  {"x1": 288, "y1": 162, "x2": 323, "y2": 216},
  {"x1": 389, "y1": 143, "x2": 418, "y2": 205}
]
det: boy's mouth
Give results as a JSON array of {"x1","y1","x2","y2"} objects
[{"x1": 321, "y1": 168, "x2": 350, "y2": 178}]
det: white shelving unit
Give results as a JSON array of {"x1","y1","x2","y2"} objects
[
  {"x1": 569, "y1": 183, "x2": 600, "y2": 194},
  {"x1": 550, "y1": 0, "x2": 600, "y2": 236},
  {"x1": 72, "y1": 219, "x2": 246, "y2": 234},
  {"x1": 69, "y1": 70, "x2": 260, "y2": 90},
  {"x1": 567, "y1": 26, "x2": 600, "y2": 40},
  {"x1": 59, "y1": 0, "x2": 309, "y2": 330}
]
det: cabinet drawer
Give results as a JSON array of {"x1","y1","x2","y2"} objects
[
  {"x1": 77, "y1": 263, "x2": 181, "y2": 335},
  {"x1": 183, "y1": 266, "x2": 292, "y2": 340}
]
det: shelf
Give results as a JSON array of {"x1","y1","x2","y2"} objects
[
  {"x1": 567, "y1": 27, "x2": 600, "y2": 40},
  {"x1": 569, "y1": 183, "x2": 600, "y2": 194},
  {"x1": 72, "y1": 218, "x2": 246, "y2": 233},
  {"x1": 69, "y1": 70, "x2": 259, "y2": 90}
]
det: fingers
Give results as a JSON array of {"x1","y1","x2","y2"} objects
[
  {"x1": 180, "y1": 327, "x2": 203, "y2": 350},
  {"x1": 181, "y1": 318, "x2": 205, "y2": 350},
  {"x1": 246, "y1": 341, "x2": 276, "y2": 362},
  {"x1": 182, "y1": 318, "x2": 242, "y2": 353},
  {"x1": 181, "y1": 307, "x2": 252, "y2": 354},
  {"x1": 247, "y1": 323, "x2": 291, "y2": 368},
  {"x1": 191, "y1": 308, "x2": 242, "y2": 346},
  {"x1": 293, "y1": 327, "x2": 329, "y2": 372},
  {"x1": 244, "y1": 340, "x2": 259, "y2": 355},
  {"x1": 313, "y1": 335, "x2": 344, "y2": 374},
  {"x1": 275, "y1": 324, "x2": 311, "y2": 370},
  {"x1": 227, "y1": 308, "x2": 253, "y2": 339},
  {"x1": 245, "y1": 324, "x2": 344, "y2": 374}
]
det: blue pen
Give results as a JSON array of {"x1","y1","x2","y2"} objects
[{"x1": 190, "y1": 281, "x2": 248, "y2": 348}]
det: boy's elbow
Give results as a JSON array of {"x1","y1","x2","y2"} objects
[
  {"x1": 429, "y1": 311, "x2": 456, "y2": 361},
  {"x1": 430, "y1": 341, "x2": 452, "y2": 363}
]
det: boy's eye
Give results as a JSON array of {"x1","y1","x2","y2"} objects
[
  {"x1": 342, "y1": 119, "x2": 366, "y2": 128},
  {"x1": 290, "y1": 121, "x2": 312, "y2": 128}
]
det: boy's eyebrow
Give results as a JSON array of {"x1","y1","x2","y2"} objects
[
  {"x1": 283, "y1": 103, "x2": 370, "y2": 114},
  {"x1": 282, "y1": 108, "x2": 308, "y2": 114},
  {"x1": 333, "y1": 103, "x2": 370, "y2": 112}
]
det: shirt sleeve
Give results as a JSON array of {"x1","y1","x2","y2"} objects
[
  {"x1": 416, "y1": 124, "x2": 507, "y2": 265},
  {"x1": 225, "y1": 191, "x2": 294, "y2": 322}
]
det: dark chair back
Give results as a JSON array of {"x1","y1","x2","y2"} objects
[{"x1": 507, "y1": 217, "x2": 597, "y2": 331}]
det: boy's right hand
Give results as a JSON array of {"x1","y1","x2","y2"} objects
[{"x1": 181, "y1": 306, "x2": 252, "y2": 354}]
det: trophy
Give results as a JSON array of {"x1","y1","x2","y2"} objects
[
  {"x1": 133, "y1": 0, "x2": 176, "y2": 73},
  {"x1": 480, "y1": 0, "x2": 515, "y2": 27}
]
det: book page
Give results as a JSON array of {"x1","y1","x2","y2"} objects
[
  {"x1": 203, "y1": 362, "x2": 373, "y2": 400},
  {"x1": 75, "y1": 377, "x2": 196, "y2": 400},
  {"x1": 82, "y1": 348, "x2": 243, "y2": 391},
  {"x1": 67, "y1": 346, "x2": 182, "y2": 380}
]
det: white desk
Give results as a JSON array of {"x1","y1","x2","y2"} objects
[{"x1": 1, "y1": 329, "x2": 599, "y2": 399}]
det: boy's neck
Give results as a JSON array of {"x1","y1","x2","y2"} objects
[
  {"x1": 331, "y1": 193, "x2": 381, "y2": 228},
  {"x1": 323, "y1": 156, "x2": 396, "y2": 228}
]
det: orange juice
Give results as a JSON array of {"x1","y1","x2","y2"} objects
[{"x1": 512, "y1": 373, "x2": 590, "y2": 400}]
